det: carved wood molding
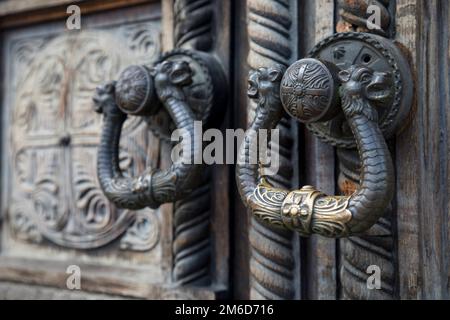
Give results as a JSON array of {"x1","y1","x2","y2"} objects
[
  {"x1": 335, "y1": 0, "x2": 397, "y2": 300},
  {"x1": 246, "y1": 0, "x2": 296, "y2": 300},
  {"x1": 171, "y1": 0, "x2": 214, "y2": 286},
  {"x1": 0, "y1": 0, "x2": 156, "y2": 29},
  {"x1": 0, "y1": 256, "x2": 216, "y2": 299},
  {"x1": 336, "y1": 0, "x2": 392, "y2": 36},
  {"x1": 173, "y1": 174, "x2": 211, "y2": 286},
  {"x1": 395, "y1": 0, "x2": 449, "y2": 299},
  {"x1": 174, "y1": 0, "x2": 214, "y2": 51}
]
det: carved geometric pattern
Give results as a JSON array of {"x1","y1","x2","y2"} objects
[
  {"x1": 171, "y1": 0, "x2": 215, "y2": 286},
  {"x1": 6, "y1": 24, "x2": 161, "y2": 250}
]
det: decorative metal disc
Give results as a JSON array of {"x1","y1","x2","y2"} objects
[
  {"x1": 116, "y1": 65, "x2": 157, "y2": 116},
  {"x1": 306, "y1": 32, "x2": 413, "y2": 148},
  {"x1": 280, "y1": 58, "x2": 339, "y2": 123}
]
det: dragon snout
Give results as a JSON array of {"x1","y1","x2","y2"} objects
[
  {"x1": 93, "y1": 81, "x2": 116, "y2": 114},
  {"x1": 247, "y1": 71, "x2": 259, "y2": 98},
  {"x1": 366, "y1": 72, "x2": 393, "y2": 101}
]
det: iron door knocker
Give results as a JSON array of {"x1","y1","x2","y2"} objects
[
  {"x1": 94, "y1": 49, "x2": 226, "y2": 210},
  {"x1": 237, "y1": 32, "x2": 413, "y2": 237}
]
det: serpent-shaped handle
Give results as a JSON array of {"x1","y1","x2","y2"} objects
[
  {"x1": 94, "y1": 60, "x2": 202, "y2": 210},
  {"x1": 236, "y1": 58, "x2": 397, "y2": 237}
]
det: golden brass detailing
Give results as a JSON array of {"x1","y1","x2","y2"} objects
[
  {"x1": 249, "y1": 182, "x2": 352, "y2": 237},
  {"x1": 249, "y1": 179, "x2": 287, "y2": 229},
  {"x1": 310, "y1": 195, "x2": 352, "y2": 237},
  {"x1": 281, "y1": 186, "x2": 321, "y2": 236}
]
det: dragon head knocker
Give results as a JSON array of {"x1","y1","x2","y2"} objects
[
  {"x1": 338, "y1": 65, "x2": 393, "y2": 121},
  {"x1": 151, "y1": 60, "x2": 193, "y2": 102},
  {"x1": 93, "y1": 81, "x2": 124, "y2": 118},
  {"x1": 247, "y1": 65, "x2": 286, "y2": 132},
  {"x1": 94, "y1": 48, "x2": 227, "y2": 212},
  {"x1": 248, "y1": 65, "x2": 285, "y2": 101}
]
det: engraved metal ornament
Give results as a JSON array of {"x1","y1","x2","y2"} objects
[
  {"x1": 306, "y1": 32, "x2": 413, "y2": 148},
  {"x1": 115, "y1": 65, "x2": 158, "y2": 116},
  {"x1": 280, "y1": 58, "x2": 340, "y2": 123}
]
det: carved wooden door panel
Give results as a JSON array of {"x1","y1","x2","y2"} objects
[
  {"x1": 0, "y1": 0, "x2": 230, "y2": 299},
  {"x1": 7, "y1": 16, "x2": 160, "y2": 251}
]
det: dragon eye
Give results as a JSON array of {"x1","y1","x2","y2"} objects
[
  {"x1": 361, "y1": 73, "x2": 372, "y2": 83},
  {"x1": 162, "y1": 61, "x2": 172, "y2": 71},
  {"x1": 268, "y1": 69, "x2": 281, "y2": 82}
]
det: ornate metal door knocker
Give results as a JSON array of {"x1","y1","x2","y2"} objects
[
  {"x1": 237, "y1": 32, "x2": 413, "y2": 237},
  {"x1": 94, "y1": 49, "x2": 226, "y2": 210}
]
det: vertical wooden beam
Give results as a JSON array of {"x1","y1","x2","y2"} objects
[
  {"x1": 231, "y1": 0, "x2": 252, "y2": 299},
  {"x1": 395, "y1": 0, "x2": 450, "y2": 299},
  {"x1": 170, "y1": 0, "x2": 231, "y2": 291},
  {"x1": 395, "y1": 0, "x2": 421, "y2": 300},
  {"x1": 245, "y1": 0, "x2": 299, "y2": 300},
  {"x1": 210, "y1": 0, "x2": 231, "y2": 293},
  {"x1": 161, "y1": 0, "x2": 174, "y2": 52}
]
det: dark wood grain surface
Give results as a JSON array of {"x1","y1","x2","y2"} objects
[{"x1": 395, "y1": 0, "x2": 450, "y2": 300}]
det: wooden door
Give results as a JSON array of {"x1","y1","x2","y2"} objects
[
  {"x1": 0, "y1": 0, "x2": 448, "y2": 301},
  {"x1": 0, "y1": 0, "x2": 230, "y2": 299},
  {"x1": 231, "y1": 0, "x2": 450, "y2": 300}
]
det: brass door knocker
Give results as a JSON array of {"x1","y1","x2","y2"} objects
[
  {"x1": 237, "y1": 32, "x2": 413, "y2": 237},
  {"x1": 94, "y1": 49, "x2": 226, "y2": 209}
]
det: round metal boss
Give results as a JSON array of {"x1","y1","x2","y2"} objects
[
  {"x1": 280, "y1": 58, "x2": 340, "y2": 123},
  {"x1": 115, "y1": 65, "x2": 157, "y2": 116}
]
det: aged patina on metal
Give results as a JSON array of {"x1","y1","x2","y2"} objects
[
  {"x1": 94, "y1": 49, "x2": 226, "y2": 210},
  {"x1": 237, "y1": 32, "x2": 413, "y2": 237}
]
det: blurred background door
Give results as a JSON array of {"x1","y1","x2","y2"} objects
[{"x1": 0, "y1": 0, "x2": 230, "y2": 300}]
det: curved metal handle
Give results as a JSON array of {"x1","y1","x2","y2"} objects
[
  {"x1": 236, "y1": 32, "x2": 413, "y2": 238},
  {"x1": 94, "y1": 49, "x2": 226, "y2": 210}
]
